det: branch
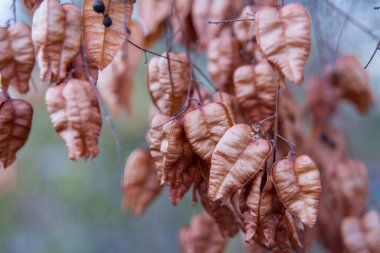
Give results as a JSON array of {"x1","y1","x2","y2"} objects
[
  {"x1": 364, "y1": 42, "x2": 380, "y2": 69},
  {"x1": 208, "y1": 18, "x2": 254, "y2": 25}
]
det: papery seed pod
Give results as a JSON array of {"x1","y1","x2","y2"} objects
[
  {"x1": 83, "y1": 0, "x2": 134, "y2": 70},
  {"x1": 192, "y1": 0, "x2": 243, "y2": 50},
  {"x1": 32, "y1": 1, "x2": 81, "y2": 83},
  {"x1": 178, "y1": 212, "x2": 227, "y2": 253},
  {"x1": 325, "y1": 54, "x2": 373, "y2": 113},
  {"x1": 271, "y1": 153, "x2": 322, "y2": 227},
  {"x1": 138, "y1": 0, "x2": 171, "y2": 37},
  {"x1": 147, "y1": 53, "x2": 189, "y2": 116},
  {"x1": 212, "y1": 91, "x2": 245, "y2": 123},
  {"x1": 0, "y1": 22, "x2": 35, "y2": 94},
  {"x1": 255, "y1": 3, "x2": 311, "y2": 84},
  {"x1": 122, "y1": 148, "x2": 162, "y2": 216},
  {"x1": 341, "y1": 211, "x2": 380, "y2": 253},
  {"x1": 233, "y1": 61, "x2": 276, "y2": 130},
  {"x1": 233, "y1": 5, "x2": 255, "y2": 48},
  {"x1": 306, "y1": 75, "x2": 338, "y2": 126},
  {"x1": 242, "y1": 171, "x2": 265, "y2": 242},
  {"x1": 148, "y1": 114, "x2": 187, "y2": 184},
  {"x1": 198, "y1": 179, "x2": 239, "y2": 237},
  {"x1": 209, "y1": 124, "x2": 272, "y2": 201},
  {"x1": 207, "y1": 33, "x2": 241, "y2": 93},
  {"x1": 23, "y1": 0, "x2": 43, "y2": 14},
  {"x1": 45, "y1": 79, "x2": 102, "y2": 160},
  {"x1": 170, "y1": 0, "x2": 197, "y2": 47},
  {"x1": 0, "y1": 92, "x2": 33, "y2": 168},
  {"x1": 333, "y1": 160, "x2": 368, "y2": 217},
  {"x1": 68, "y1": 52, "x2": 99, "y2": 82},
  {"x1": 184, "y1": 102, "x2": 234, "y2": 162}
]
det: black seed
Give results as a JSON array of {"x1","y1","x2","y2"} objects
[
  {"x1": 103, "y1": 15, "x2": 112, "y2": 27},
  {"x1": 93, "y1": 0, "x2": 105, "y2": 14}
]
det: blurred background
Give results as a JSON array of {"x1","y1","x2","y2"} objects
[{"x1": 0, "y1": 0, "x2": 379, "y2": 252}]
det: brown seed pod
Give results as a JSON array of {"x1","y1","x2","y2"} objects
[
  {"x1": 23, "y1": 0, "x2": 43, "y2": 13},
  {"x1": 233, "y1": 61, "x2": 276, "y2": 129},
  {"x1": 45, "y1": 79, "x2": 102, "y2": 160},
  {"x1": 122, "y1": 148, "x2": 162, "y2": 216},
  {"x1": 147, "y1": 53, "x2": 189, "y2": 116},
  {"x1": 0, "y1": 92, "x2": 33, "y2": 168},
  {"x1": 233, "y1": 5, "x2": 255, "y2": 48},
  {"x1": 333, "y1": 160, "x2": 369, "y2": 217},
  {"x1": 209, "y1": 124, "x2": 272, "y2": 201},
  {"x1": 271, "y1": 153, "x2": 322, "y2": 228},
  {"x1": 198, "y1": 179, "x2": 239, "y2": 237},
  {"x1": 0, "y1": 22, "x2": 35, "y2": 94},
  {"x1": 341, "y1": 211, "x2": 380, "y2": 253},
  {"x1": 255, "y1": 3, "x2": 311, "y2": 84},
  {"x1": 207, "y1": 33, "x2": 241, "y2": 93},
  {"x1": 212, "y1": 91, "x2": 245, "y2": 124},
  {"x1": 32, "y1": 1, "x2": 82, "y2": 83},
  {"x1": 148, "y1": 114, "x2": 187, "y2": 184},
  {"x1": 325, "y1": 54, "x2": 373, "y2": 113},
  {"x1": 83, "y1": 0, "x2": 134, "y2": 70},
  {"x1": 138, "y1": 0, "x2": 171, "y2": 37},
  {"x1": 170, "y1": 0, "x2": 197, "y2": 47},
  {"x1": 178, "y1": 211, "x2": 227, "y2": 253},
  {"x1": 184, "y1": 102, "x2": 234, "y2": 163}
]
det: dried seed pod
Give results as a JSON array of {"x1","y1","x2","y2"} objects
[
  {"x1": 233, "y1": 6, "x2": 255, "y2": 48},
  {"x1": 23, "y1": 0, "x2": 43, "y2": 14},
  {"x1": 192, "y1": 0, "x2": 243, "y2": 50},
  {"x1": 32, "y1": 1, "x2": 82, "y2": 82},
  {"x1": 233, "y1": 61, "x2": 276, "y2": 129},
  {"x1": 83, "y1": 0, "x2": 134, "y2": 70},
  {"x1": 0, "y1": 92, "x2": 33, "y2": 168},
  {"x1": 207, "y1": 33, "x2": 241, "y2": 93},
  {"x1": 198, "y1": 180, "x2": 239, "y2": 237},
  {"x1": 333, "y1": 160, "x2": 368, "y2": 217},
  {"x1": 147, "y1": 53, "x2": 189, "y2": 116},
  {"x1": 306, "y1": 75, "x2": 338, "y2": 126},
  {"x1": 122, "y1": 148, "x2": 162, "y2": 216},
  {"x1": 341, "y1": 211, "x2": 380, "y2": 253},
  {"x1": 45, "y1": 79, "x2": 102, "y2": 160},
  {"x1": 68, "y1": 52, "x2": 99, "y2": 82},
  {"x1": 271, "y1": 154, "x2": 322, "y2": 227},
  {"x1": 0, "y1": 22, "x2": 35, "y2": 94},
  {"x1": 148, "y1": 114, "x2": 187, "y2": 184},
  {"x1": 212, "y1": 91, "x2": 245, "y2": 123},
  {"x1": 242, "y1": 171, "x2": 265, "y2": 242},
  {"x1": 326, "y1": 54, "x2": 373, "y2": 113},
  {"x1": 178, "y1": 212, "x2": 227, "y2": 253},
  {"x1": 138, "y1": 0, "x2": 171, "y2": 36},
  {"x1": 170, "y1": 0, "x2": 197, "y2": 47},
  {"x1": 209, "y1": 124, "x2": 272, "y2": 201},
  {"x1": 255, "y1": 3, "x2": 311, "y2": 84},
  {"x1": 184, "y1": 102, "x2": 234, "y2": 162}
]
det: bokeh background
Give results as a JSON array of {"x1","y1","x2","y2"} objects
[{"x1": 0, "y1": 0, "x2": 379, "y2": 252}]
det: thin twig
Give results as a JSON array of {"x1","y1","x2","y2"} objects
[
  {"x1": 364, "y1": 42, "x2": 379, "y2": 69},
  {"x1": 208, "y1": 18, "x2": 254, "y2": 25},
  {"x1": 272, "y1": 75, "x2": 281, "y2": 163}
]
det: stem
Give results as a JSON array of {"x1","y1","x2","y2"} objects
[
  {"x1": 272, "y1": 78, "x2": 281, "y2": 163},
  {"x1": 208, "y1": 18, "x2": 254, "y2": 25},
  {"x1": 364, "y1": 42, "x2": 379, "y2": 69}
]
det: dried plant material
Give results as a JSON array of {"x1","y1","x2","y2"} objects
[
  {"x1": 233, "y1": 61, "x2": 276, "y2": 129},
  {"x1": 255, "y1": 3, "x2": 311, "y2": 84},
  {"x1": 148, "y1": 114, "x2": 187, "y2": 184},
  {"x1": 32, "y1": 1, "x2": 82, "y2": 83},
  {"x1": 170, "y1": 0, "x2": 197, "y2": 46},
  {"x1": 233, "y1": 6, "x2": 255, "y2": 51},
  {"x1": 306, "y1": 75, "x2": 337, "y2": 126},
  {"x1": 23, "y1": 0, "x2": 42, "y2": 13},
  {"x1": 212, "y1": 91, "x2": 245, "y2": 123},
  {"x1": 45, "y1": 78, "x2": 102, "y2": 160},
  {"x1": 271, "y1": 154, "x2": 322, "y2": 227},
  {"x1": 138, "y1": 0, "x2": 171, "y2": 36},
  {"x1": 333, "y1": 160, "x2": 368, "y2": 216},
  {"x1": 242, "y1": 171, "x2": 265, "y2": 241},
  {"x1": 147, "y1": 53, "x2": 189, "y2": 116},
  {"x1": 192, "y1": 0, "x2": 242, "y2": 50},
  {"x1": 198, "y1": 180, "x2": 239, "y2": 237},
  {"x1": 209, "y1": 124, "x2": 272, "y2": 201},
  {"x1": 83, "y1": 0, "x2": 134, "y2": 70},
  {"x1": 122, "y1": 148, "x2": 162, "y2": 216},
  {"x1": 245, "y1": 241, "x2": 265, "y2": 253},
  {"x1": 68, "y1": 52, "x2": 99, "y2": 82},
  {"x1": 207, "y1": 34, "x2": 241, "y2": 93},
  {"x1": 184, "y1": 102, "x2": 234, "y2": 162},
  {"x1": 178, "y1": 212, "x2": 227, "y2": 253},
  {"x1": 341, "y1": 211, "x2": 380, "y2": 253},
  {"x1": 97, "y1": 49, "x2": 135, "y2": 116},
  {"x1": 305, "y1": 126, "x2": 346, "y2": 174},
  {"x1": 0, "y1": 22, "x2": 35, "y2": 94},
  {"x1": 0, "y1": 92, "x2": 33, "y2": 168},
  {"x1": 326, "y1": 54, "x2": 373, "y2": 113},
  {"x1": 258, "y1": 175, "x2": 285, "y2": 247}
]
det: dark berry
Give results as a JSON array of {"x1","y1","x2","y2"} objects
[
  {"x1": 93, "y1": 0, "x2": 105, "y2": 14},
  {"x1": 103, "y1": 15, "x2": 112, "y2": 27}
]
